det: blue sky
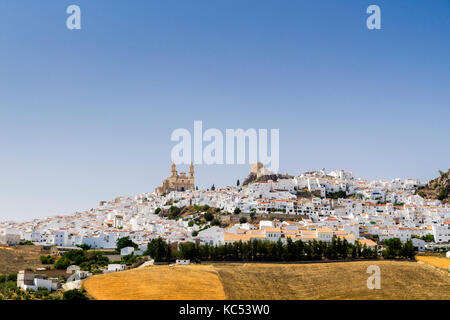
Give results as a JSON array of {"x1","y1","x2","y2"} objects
[{"x1": 0, "y1": 1, "x2": 449, "y2": 221}]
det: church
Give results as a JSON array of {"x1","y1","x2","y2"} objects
[{"x1": 155, "y1": 162, "x2": 195, "y2": 194}]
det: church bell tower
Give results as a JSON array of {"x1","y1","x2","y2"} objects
[{"x1": 189, "y1": 162, "x2": 194, "y2": 178}]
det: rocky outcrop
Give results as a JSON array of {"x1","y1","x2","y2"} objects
[
  {"x1": 242, "y1": 172, "x2": 293, "y2": 186},
  {"x1": 417, "y1": 169, "x2": 450, "y2": 203}
]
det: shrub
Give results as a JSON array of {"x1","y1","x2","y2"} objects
[
  {"x1": 40, "y1": 255, "x2": 55, "y2": 264},
  {"x1": 63, "y1": 289, "x2": 89, "y2": 300},
  {"x1": 77, "y1": 244, "x2": 91, "y2": 250},
  {"x1": 55, "y1": 256, "x2": 71, "y2": 270},
  {"x1": 437, "y1": 188, "x2": 448, "y2": 201},
  {"x1": 19, "y1": 241, "x2": 34, "y2": 245},
  {"x1": 211, "y1": 218, "x2": 220, "y2": 226},
  {"x1": 204, "y1": 212, "x2": 214, "y2": 221},
  {"x1": 121, "y1": 254, "x2": 139, "y2": 265},
  {"x1": 168, "y1": 206, "x2": 181, "y2": 219}
]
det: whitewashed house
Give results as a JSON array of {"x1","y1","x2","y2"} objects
[
  {"x1": 107, "y1": 264, "x2": 126, "y2": 272},
  {"x1": 120, "y1": 246, "x2": 135, "y2": 256}
]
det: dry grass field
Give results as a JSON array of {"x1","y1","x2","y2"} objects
[
  {"x1": 84, "y1": 265, "x2": 226, "y2": 300},
  {"x1": 0, "y1": 245, "x2": 44, "y2": 273},
  {"x1": 416, "y1": 255, "x2": 450, "y2": 271},
  {"x1": 215, "y1": 261, "x2": 450, "y2": 300},
  {"x1": 84, "y1": 261, "x2": 450, "y2": 300}
]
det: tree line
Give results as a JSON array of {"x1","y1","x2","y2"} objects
[
  {"x1": 144, "y1": 237, "x2": 417, "y2": 262},
  {"x1": 145, "y1": 237, "x2": 382, "y2": 262}
]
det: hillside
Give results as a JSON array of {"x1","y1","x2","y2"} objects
[
  {"x1": 417, "y1": 169, "x2": 450, "y2": 203},
  {"x1": 0, "y1": 245, "x2": 45, "y2": 274},
  {"x1": 84, "y1": 261, "x2": 450, "y2": 300}
]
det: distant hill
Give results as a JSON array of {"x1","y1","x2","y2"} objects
[{"x1": 417, "y1": 169, "x2": 450, "y2": 203}]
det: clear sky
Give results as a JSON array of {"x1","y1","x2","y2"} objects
[{"x1": 0, "y1": 1, "x2": 449, "y2": 221}]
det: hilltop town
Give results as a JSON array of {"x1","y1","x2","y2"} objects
[{"x1": 1, "y1": 164, "x2": 449, "y2": 250}]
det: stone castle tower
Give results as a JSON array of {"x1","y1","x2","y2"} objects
[
  {"x1": 250, "y1": 162, "x2": 272, "y2": 178},
  {"x1": 155, "y1": 162, "x2": 195, "y2": 194}
]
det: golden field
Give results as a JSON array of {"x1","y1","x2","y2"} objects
[
  {"x1": 84, "y1": 265, "x2": 226, "y2": 300},
  {"x1": 416, "y1": 255, "x2": 450, "y2": 271},
  {"x1": 84, "y1": 261, "x2": 450, "y2": 300}
]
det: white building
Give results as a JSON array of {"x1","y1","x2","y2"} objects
[
  {"x1": 197, "y1": 226, "x2": 224, "y2": 246},
  {"x1": 17, "y1": 271, "x2": 58, "y2": 292},
  {"x1": 120, "y1": 246, "x2": 135, "y2": 256},
  {"x1": 107, "y1": 264, "x2": 126, "y2": 272},
  {"x1": 411, "y1": 238, "x2": 426, "y2": 251},
  {"x1": 432, "y1": 222, "x2": 450, "y2": 243},
  {"x1": 0, "y1": 233, "x2": 21, "y2": 245}
]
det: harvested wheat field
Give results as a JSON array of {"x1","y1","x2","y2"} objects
[
  {"x1": 215, "y1": 261, "x2": 450, "y2": 300},
  {"x1": 416, "y1": 256, "x2": 450, "y2": 271},
  {"x1": 84, "y1": 261, "x2": 450, "y2": 300},
  {"x1": 84, "y1": 265, "x2": 226, "y2": 300}
]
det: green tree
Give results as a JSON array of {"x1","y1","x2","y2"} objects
[
  {"x1": 239, "y1": 217, "x2": 248, "y2": 223},
  {"x1": 437, "y1": 187, "x2": 448, "y2": 201},
  {"x1": 328, "y1": 190, "x2": 347, "y2": 199},
  {"x1": 54, "y1": 256, "x2": 71, "y2": 270},
  {"x1": 234, "y1": 208, "x2": 241, "y2": 214},
  {"x1": 382, "y1": 238, "x2": 402, "y2": 259},
  {"x1": 168, "y1": 206, "x2": 181, "y2": 219},
  {"x1": 19, "y1": 241, "x2": 34, "y2": 245},
  {"x1": 325, "y1": 238, "x2": 338, "y2": 260},
  {"x1": 120, "y1": 254, "x2": 138, "y2": 265},
  {"x1": 63, "y1": 289, "x2": 89, "y2": 300},
  {"x1": 237, "y1": 179, "x2": 240, "y2": 186},
  {"x1": 285, "y1": 238, "x2": 296, "y2": 261},
  {"x1": 421, "y1": 234, "x2": 434, "y2": 242},
  {"x1": 204, "y1": 212, "x2": 214, "y2": 221},
  {"x1": 165, "y1": 243, "x2": 172, "y2": 262},
  {"x1": 179, "y1": 243, "x2": 199, "y2": 260},
  {"x1": 77, "y1": 244, "x2": 91, "y2": 250},
  {"x1": 116, "y1": 236, "x2": 138, "y2": 251},
  {"x1": 40, "y1": 255, "x2": 55, "y2": 265},
  {"x1": 400, "y1": 240, "x2": 416, "y2": 259},
  {"x1": 341, "y1": 239, "x2": 349, "y2": 259},
  {"x1": 145, "y1": 238, "x2": 168, "y2": 262}
]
